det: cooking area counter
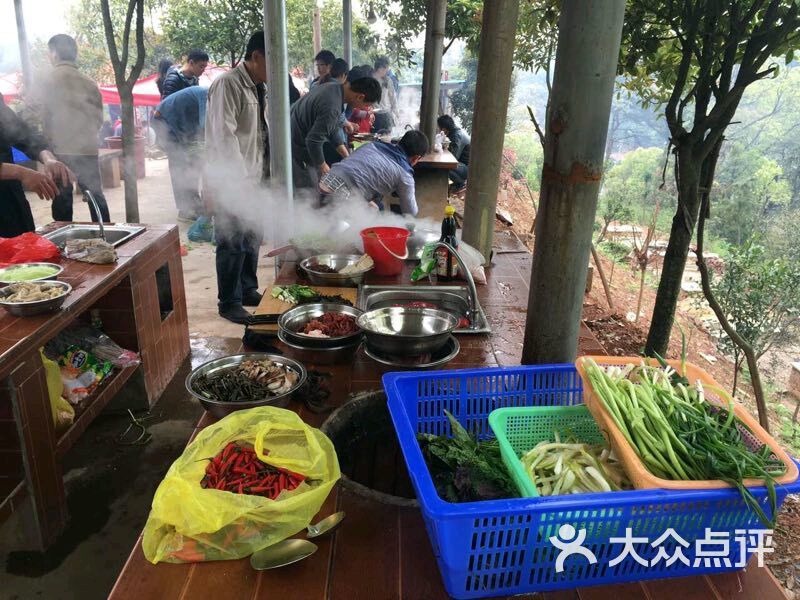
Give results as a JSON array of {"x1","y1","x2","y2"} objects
[{"x1": 0, "y1": 223, "x2": 189, "y2": 550}]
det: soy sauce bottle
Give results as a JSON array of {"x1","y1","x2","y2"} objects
[{"x1": 436, "y1": 204, "x2": 459, "y2": 280}]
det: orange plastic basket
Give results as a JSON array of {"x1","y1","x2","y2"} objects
[{"x1": 575, "y1": 355, "x2": 799, "y2": 490}]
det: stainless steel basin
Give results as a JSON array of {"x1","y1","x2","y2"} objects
[
  {"x1": 357, "y1": 285, "x2": 491, "y2": 334},
  {"x1": 44, "y1": 224, "x2": 146, "y2": 249}
]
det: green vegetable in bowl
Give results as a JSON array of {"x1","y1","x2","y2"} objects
[
  {"x1": 520, "y1": 432, "x2": 631, "y2": 496},
  {"x1": 0, "y1": 265, "x2": 59, "y2": 282}
]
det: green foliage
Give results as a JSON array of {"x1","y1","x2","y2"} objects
[
  {"x1": 710, "y1": 241, "x2": 800, "y2": 365},
  {"x1": 64, "y1": 0, "x2": 163, "y2": 83},
  {"x1": 710, "y1": 143, "x2": 791, "y2": 246},
  {"x1": 162, "y1": 0, "x2": 379, "y2": 71},
  {"x1": 449, "y1": 54, "x2": 477, "y2": 132},
  {"x1": 504, "y1": 129, "x2": 544, "y2": 191},
  {"x1": 598, "y1": 147, "x2": 673, "y2": 239},
  {"x1": 599, "y1": 240, "x2": 632, "y2": 263}
]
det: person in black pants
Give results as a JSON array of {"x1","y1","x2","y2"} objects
[
  {"x1": 205, "y1": 32, "x2": 270, "y2": 324},
  {"x1": 31, "y1": 34, "x2": 109, "y2": 223}
]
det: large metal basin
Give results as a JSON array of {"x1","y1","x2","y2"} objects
[
  {"x1": 44, "y1": 224, "x2": 146, "y2": 249},
  {"x1": 357, "y1": 285, "x2": 491, "y2": 334}
]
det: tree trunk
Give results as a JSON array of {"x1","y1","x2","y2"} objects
[
  {"x1": 419, "y1": 0, "x2": 447, "y2": 147},
  {"x1": 644, "y1": 148, "x2": 700, "y2": 356},
  {"x1": 590, "y1": 244, "x2": 614, "y2": 311},
  {"x1": 119, "y1": 87, "x2": 140, "y2": 222},
  {"x1": 635, "y1": 266, "x2": 646, "y2": 322},
  {"x1": 521, "y1": 0, "x2": 626, "y2": 364},
  {"x1": 732, "y1": 352, "x2": 743, "y2": 397},
  {"x1": 461, "y1": 0, "x2": 520, "y2": 262}
]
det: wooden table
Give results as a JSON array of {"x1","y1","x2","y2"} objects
[
  {"x1": 0, "y1": 223, "x2": 190, "y2": 550},
  {"x1": 414, "y1": 150, "x2": 458, "y2": 220},
  {"x1": 109, "y1": 253, "x2": 787, "y2": 600}
]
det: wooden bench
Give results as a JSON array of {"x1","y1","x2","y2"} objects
[{"x1": 413, "y1": 149, "x2": 458, "y2": 219}]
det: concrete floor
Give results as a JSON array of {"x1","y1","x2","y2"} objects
[{"x1": 1, "y1": 158, "x2": 274, "y2": 599}]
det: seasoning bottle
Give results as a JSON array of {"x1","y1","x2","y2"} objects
[{"x1": 436, "y1": 204, "x2": 459, "y2": 280}]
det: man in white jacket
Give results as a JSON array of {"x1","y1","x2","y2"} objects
[{"x1": 205, "y1": 32, "x2": 269, "y2": 324}]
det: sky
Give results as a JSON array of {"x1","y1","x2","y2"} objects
[{"x1": 0, "y1": 0, "x2": 74, "y2": 71}]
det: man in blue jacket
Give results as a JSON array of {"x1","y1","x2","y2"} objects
[
  {"x1": 153, "y1": 86, "x2": 208, "y2": 221},
  {"x1": 319, "y1": 130, "x2": 428, "y2": 216}
]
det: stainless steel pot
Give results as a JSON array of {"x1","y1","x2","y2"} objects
[
  {"x1": 185, "y1": 353, "x2": 307, "y2": 419},
  {"x1": 0, "y1": 262, "x2": 64, "y2": 286},
  {"x1": 357, "y1": 307, "x2": 459, "y2": 357},
  {"x1": 299, "y1": 254, "x2": 373, "y2": 287},
  {"x1": 404, "y1": 225, "x2": 440, "y2": 260},
  {"x1": 278, "y1": 303, "x2": 363, "y2": 349},
  {"x1": 0, "y1": 281, "x2": 71, "y2": 317}
]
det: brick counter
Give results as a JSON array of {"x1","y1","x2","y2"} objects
[{"x1": 0, "y1": 224, "x2": 189, "y2": 549}]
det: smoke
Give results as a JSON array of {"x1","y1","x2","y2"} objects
[{"x1": 205, "y1": 162, "x2": 441, "y2": 252}]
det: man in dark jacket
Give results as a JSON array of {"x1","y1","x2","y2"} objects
[
  {"x1": 437, "y1": 115, "x2": 470, "y2": 191},
  {"x1": 290, "y1": 76, "x2": 381, "y2": 190},
  {"x1": 161, "y1": 49, "x2": 209, "y2": 98},
  {"x1": 309, "y1": 50, "x2": 335, "y2": 88},
  {"x1": 0, "y1": 95, "x2": 73, "y2": 236}
]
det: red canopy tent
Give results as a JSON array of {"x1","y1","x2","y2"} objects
[
  {"x1": 0, "y1": 73, "x2": 22, "y2": 103},
  {"x1": 98, "y1": 65, "x2": 229, "y2": 106}
]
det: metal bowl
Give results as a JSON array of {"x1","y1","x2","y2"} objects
[
  {"x1": 0, "y1": 262, "x2": 64, "y2": 286},
  {"x1": 299, "y1": 254, "x2": 374, "y2": 287},
  {"x1": 185, "y1": 353, "x2": 307, "y2": 419},
  {"x1": 363, "y1": 335, "x2": 460, "y2": 369},
  {"x1": 278, "y1": 329, "x2": 360, "y2": 365},
  {"x1": 357, "y1": 307, "x2": 459, "y2": 357},
  {"x1": 278, "y1": 303, "x2": 363, "y2": 349},
  {"x1": 0, "y1": 281, "x2": 72, "y2": 317}
]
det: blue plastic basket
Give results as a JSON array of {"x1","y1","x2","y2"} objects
[{"x1": 384, "y1": 365, "x2": 800, "y2": 599}]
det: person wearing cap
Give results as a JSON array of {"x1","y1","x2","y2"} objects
[{"x1": 319, "y1": 130, "x2": 428, "y2": 216}]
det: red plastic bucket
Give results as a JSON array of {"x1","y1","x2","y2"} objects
[{"x1": 361, "y1": 227, "x2": 410, "y2": 275}]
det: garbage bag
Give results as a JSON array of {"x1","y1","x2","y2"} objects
[
  {"x1": 142, "y1": 406, "x2": 340, "y2": 564},
  {"x1": 187, "y1": 216, "x2": 213, "y2": 243},
  {"x1": 0, "y1": 233, "x2": 60, "y2": 267}
]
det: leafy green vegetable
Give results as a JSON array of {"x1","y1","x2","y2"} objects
[{"x1": 417, "y1": 411, "x2": 518, "y2": 503}]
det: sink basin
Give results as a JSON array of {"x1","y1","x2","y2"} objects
[
  {"x1": 44, "y1": 224, "x2": 146, "y2": 249},
  {"x1": 357, "y1": 285, "x2": 491, "y2": 334}
]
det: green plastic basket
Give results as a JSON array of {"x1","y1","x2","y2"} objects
[{"x1": 488, "y1": 404, "x2": 606, "y2": 497}]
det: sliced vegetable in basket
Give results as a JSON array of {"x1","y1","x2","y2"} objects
[
  {"x1": 520, "y1": 432, "x2": 631, "y2": 496},
  {"x1": 582, "y1": 358, "x2": 785, "y2": 527},
  {"x1": 418, "y1": 411, "x2": 518, "y2": 503}
]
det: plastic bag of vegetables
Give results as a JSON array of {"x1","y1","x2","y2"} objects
[{"x1": 142, "y1": 407, "x2": 340, "y2": 563}]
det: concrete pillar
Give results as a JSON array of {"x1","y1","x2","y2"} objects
[
  {"x1": 264, "y1": 0, "x2": 294, "y2": 232},
  {"x1": 420, "y1": 0, "x2": 446, "y2": 146},
  {"x1": 342, "y1": 0, "x2": 352, "y2": 66},
  {"x1": 521, "y1": 0, "x2": 626, "y2": 364},
  {"x1": 461, "y1": 0, "x2": 520, "y2": 262},
  {"x1": 13, "y1": 0, "x2": 33, "y2": 91}
]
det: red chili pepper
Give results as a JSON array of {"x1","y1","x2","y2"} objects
[{"x1": 215, "y1": 479, "x2": 226, "y2": 490}]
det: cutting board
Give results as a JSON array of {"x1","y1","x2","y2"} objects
[{"x1": 250, "y1": 286, "x2": 359, "y2": 333}]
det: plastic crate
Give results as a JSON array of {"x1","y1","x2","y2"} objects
[
  {"x1": 384, "y1": 365, "x2": 800, "y2": 600},
  {"x1": 488, "y1": 405, "x2": 607, "y2": 497}
]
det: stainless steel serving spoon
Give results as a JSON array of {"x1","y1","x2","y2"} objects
[{"x1": 249, "y1": 512, "x2": 346, "y2": 570}]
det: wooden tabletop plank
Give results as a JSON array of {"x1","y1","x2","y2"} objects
[
  {"x1": 643, "y1": 574, "x2": 721, "y2": 599},
  {"x1": 251, "y1": 488, "x2": 341, "y2": 599},
  {"x1": 416, "y1": 150, "x2": 458, "y2": 169},
  {"x1": 180, "y1": 558, "x2": 259, "y2": 600},
  {"x1": 577, "y1": 581, "x2": 647, "y2": 600},
  {"x1": 326, "y1": 487, "x2": 401, "y2": 600},
  {"x1": 398, "y1": 508, "x2": 451, "y2": 600},
  {"x1": 544, "y1": 590, "x2": 580, "y2": 600},
  {"x1": 107, "y1": 540, "x2": 194, "y2": 599},
  {"x1": 706, "y1": 564, "x2": 788, "y2": 600}
]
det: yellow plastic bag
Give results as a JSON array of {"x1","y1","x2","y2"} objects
[
  {"x1": 142, "y1": 406, "x2": 340, "y2": 564},
  {"x1": 40, "y1": 350, "x2": 74, "y2": 431}
]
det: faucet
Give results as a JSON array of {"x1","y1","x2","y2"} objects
[
  {"x1": 431, "y1": 242, "x2": 481, "y2": 331},
  {"x1": 83, "y1": 190, "x2": 106, "y2": 242}
]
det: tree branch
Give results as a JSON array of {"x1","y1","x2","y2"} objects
[
  {"x1": 127, "y1": 0, "x2": 146, "y2": 86},
  {"x1": 119, "y1": 0, "x2": 137, "y2": 76},
  {"x1": 100, "y1": 0, "x2": 122, "y2": 83}
]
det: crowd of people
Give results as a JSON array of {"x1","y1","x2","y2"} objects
[{"x1": 0, "y1": 30, "x2": 470, "y2": 326}]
